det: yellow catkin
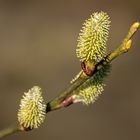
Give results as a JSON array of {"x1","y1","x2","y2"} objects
[
  {"x1": 76, "y1": 12, "x2": 110, "y2": 63},
  {"x1": 18, "y1": 86, "x2": 46, "y2": 129},
  {"x1": 73, "y1": 64, "x2": 111, "y2": 105}
]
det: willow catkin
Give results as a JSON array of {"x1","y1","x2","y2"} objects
[
  {"x1": 73, "y1": 12, "x2": 111, "y2": 105},
  {"x1": 76, "y1": 12, "x2": 110, "y2": 63},
  {"x1": 18, "y1": 86, "x2": 46, "y2": 129}
]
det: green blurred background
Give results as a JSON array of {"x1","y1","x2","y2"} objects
[{"x1": 0, "y1": 0, "x2": 140, "y2": 140}]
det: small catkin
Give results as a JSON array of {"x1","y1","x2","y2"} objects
[
  {"x1": 18, "y1": 86, "x2": 46, "y2": 129},
  {"x1": 76, "y1": 11, "x2": 110, "y2": 63},
  {"x1": 73, "y1": 64, "x2": 111, "y2": 105}
]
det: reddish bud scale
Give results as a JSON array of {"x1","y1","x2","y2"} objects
[
  {"x1": 81, "y1": 61, "x2": 94, "y2": 76},
  {"x1": 21, "y1": 125, "x2": 33, "y2": 131},
  {"x1": 61, "y1": 96, "x2": 73, "y2": 107}
]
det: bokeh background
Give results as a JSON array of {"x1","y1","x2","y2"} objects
[{"x1": 0, "y1": 0, "x2": 140, "y2": 140}]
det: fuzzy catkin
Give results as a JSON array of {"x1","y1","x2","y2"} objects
[
  {"x1": 73, "y1": 64, "x2": 111, "y2": 105},
  {"x1": 18, "y1": 86, "x2": 46, "y2": 129},
  {"x1": 76, "y1": 12, "x2": 110, "y2": 63}
]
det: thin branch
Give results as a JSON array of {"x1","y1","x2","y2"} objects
[
  {"x1": 0, "y1": 22, "x2": 139, "y2": 138},
  {"x1": 46, "y1": 22, "x2": 140, "y2": 112},
  {"x1": 0, "y1": 125, "x2": 22, "y2": 138}
]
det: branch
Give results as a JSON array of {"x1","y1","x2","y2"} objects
[
  {"x1": 46, "y1": 22, "x2": 140, "y2": 112},
  {"x1": 0, "y1": 125, "x2": 22, "y2": 138},
  {"x1": 0, "y1": 22, "x2": 139, "y2": 138}
]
